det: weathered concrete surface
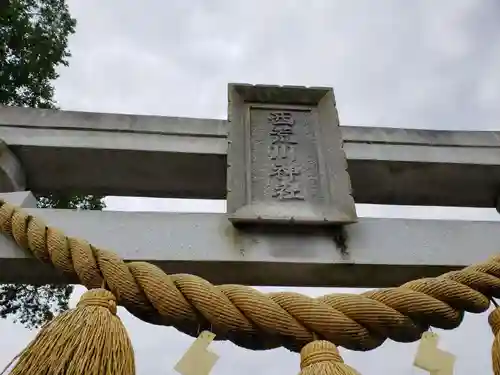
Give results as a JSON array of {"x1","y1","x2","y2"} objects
[
  {"x1": 0, "y1": 140, "x2": 25, "y2": 192},
  {"x1": 0, "y1": 105, "x2": 227, "y2": 199},
  {"x1": 1, "y1": 105, "x2": 500, "y2": 207},
  {"x1": 227, "y1": 84, "x2": 356, "y2": 225},
  {"x1": 0, "y1": 191, "x2": 37, "y2": 207},
  {"x1": 0, "y1": 208, "x2": 499, "y2": 287}
]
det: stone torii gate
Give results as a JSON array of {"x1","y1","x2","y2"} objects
[{"x1": 1, "y1": 83, "x2": 500, "y2": 373}]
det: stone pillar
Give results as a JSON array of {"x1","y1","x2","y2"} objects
[
  {"x1": 226, "y1": 84, "x2": 357, "y2": 226},
  {"x1": 0, "y1": 191, "x2": 37, "y2": 208},
  {"x1": 0, "y1": 139, "x2": 26, "y2": 193}
]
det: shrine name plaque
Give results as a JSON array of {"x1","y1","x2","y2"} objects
[{"x1": 227, "y1": 84, "x2": 357, "y2": 226}]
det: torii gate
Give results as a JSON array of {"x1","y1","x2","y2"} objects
[{"x1": 0, "y1": 84, "x2": 500, "y2": 374}]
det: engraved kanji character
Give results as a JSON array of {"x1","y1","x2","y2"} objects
[
  {"x1": 268, "y1": 112, "x2": 294, "y2": 126},
  {"x1": 272, "y1": 181, "x2": 304, "y2": 200},
  {"x1": 269, "y1": 164, "x2": 301, "y2": 181},
  {"x1": 269, "y1": 143, "x2": 295, "y2": 160},
  {"x1": 269, "y1": 126, "x2": 297, "y2": 145}
]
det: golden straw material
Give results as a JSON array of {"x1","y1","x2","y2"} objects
[
  {"x1": 299, "y1": 341, "x2": 359, "y2": 375},
  {"x1": 1, "y1": 200, "x2": 500, "y2": 352},
  {"x1": 489, "y1": 306, "x2": 500, "y2": 375},
  {"x1": 3, "y1": 289, "x2": 135, "y2": 375}
]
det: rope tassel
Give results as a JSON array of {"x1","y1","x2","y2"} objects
[
  {"x1": 489, "y1": 304, "x2": 500, "y2": 375},
  {"x1": 299, "y1": 341, "x2": 359, "y2": 375},
  {"x1": 3, "y1": 289, "x2": 135, "y2": 375}
]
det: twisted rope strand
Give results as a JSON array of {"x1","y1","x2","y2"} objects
[{"x1": 2, "y1": 200, "x2": 500, "y2": 352}]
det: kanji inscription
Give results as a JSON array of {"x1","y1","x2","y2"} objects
[
  {"x1": 267, "y1": 111, "x2": 305, "y2": 201},
  {"x1": 248, "y1": 108, "x2": 319, "y2": 204},
  {"x1": 227, "y1": 84, "x2": 357, "y2": 225},
  {"x1": 268, "y1": 112, "x2": 297, "y2": 160},
  {"x1": 269, "y1": 164, "x2": 304, "y2": 200}
]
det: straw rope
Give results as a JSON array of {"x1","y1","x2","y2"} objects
[
  {"x1": 299, "y1": 341, "x2": 359, "y2": 374},
  {"x1": 489, "y1": 307, "x2": 500, "y2": 375},
  {"x1": 3, "y1": 288, "x2": 135, "y2": 375},
  {"x1": 1, "y1": 199, "x2": 499, "y2": 353}
]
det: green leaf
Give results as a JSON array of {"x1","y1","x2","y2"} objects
[{"x1": 0, "y1": 0, "x2": 104, "y2": 329}]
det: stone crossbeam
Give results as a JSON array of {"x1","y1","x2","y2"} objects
[
  {"x1": 1, "y1": 105, "x2": 500, "y2": 207},
  {"x1": 1, "y1": 206, "x2": 499, "y2": 288}
]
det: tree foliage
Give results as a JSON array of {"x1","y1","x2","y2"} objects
[
  {"x1": 0, "y1": 0, "x2": 76, "y2": 108},
  {"x1": 0, "y1": 0, "x2": 105, "y2": 329}
]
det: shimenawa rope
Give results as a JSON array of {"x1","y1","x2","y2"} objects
[
  {"x1": 1, "y1": 199, "x2": 500, "y2": 355},
  {"x1": 2, "y1": 288, "x2": 134, "y2": 375}
]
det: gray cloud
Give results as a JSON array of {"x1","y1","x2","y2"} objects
[
  {"x1": 55, "y1": 0, "x2": 500, "y2": 130},
  {"x1": 2, "y1": 1, "x2": 500, "y2": 374}
]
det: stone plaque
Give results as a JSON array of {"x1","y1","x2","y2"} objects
[{"x1": 227, "y1": 84, "x2": 357, "y2": 225}]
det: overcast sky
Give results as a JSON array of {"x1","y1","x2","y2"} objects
[{"x1": 2, "y1": 0, "x2": 500, "y2": 374}]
